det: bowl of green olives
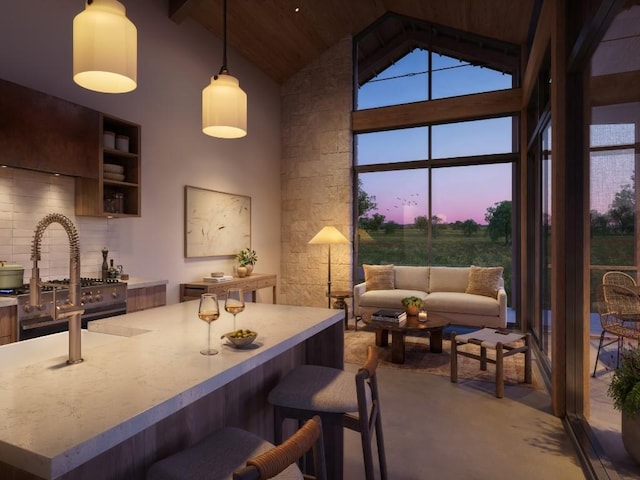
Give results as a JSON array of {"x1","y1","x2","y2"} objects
[{"x1": 222, "y1": 329, "x2": 258, "y2": 347}]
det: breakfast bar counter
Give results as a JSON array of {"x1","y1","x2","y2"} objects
[{"x1": 0, "y1": 301, "x2": 344, "y2": 479}]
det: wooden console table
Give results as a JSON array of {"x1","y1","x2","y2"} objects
[{"x1": 179, "y1": 273, "x2": 277, "y2": 303}]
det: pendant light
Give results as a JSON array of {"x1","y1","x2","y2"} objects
[
  {"x1": 202, "y1": 0, "x2": 247, "y2": 139},
  {"x1": 73, "y1": 0, "x2": 137, "y2": 93}
]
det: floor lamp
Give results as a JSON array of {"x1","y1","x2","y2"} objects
[{"x1": 309, "y1": 226, "x2": 349, "y2": 308}]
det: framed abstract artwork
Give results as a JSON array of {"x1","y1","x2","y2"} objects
[{"x1": 184, "y1": 186, "x2": 251, "y2": 258}]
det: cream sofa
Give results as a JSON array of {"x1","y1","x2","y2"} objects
[{"x1": 354, "y1": 265, "x2": 507, "y2": 329}]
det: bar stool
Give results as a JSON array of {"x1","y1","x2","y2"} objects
[
  {"x1": 268, "y1": 345, "x2": 387, "y2": 480},
  {"x1": 146, "y1": 416, "x2": 326, "y2": 480}
]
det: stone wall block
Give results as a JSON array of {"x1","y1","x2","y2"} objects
[{"x1": 281, "y1": 37, "x2": 353, "y2": 308}]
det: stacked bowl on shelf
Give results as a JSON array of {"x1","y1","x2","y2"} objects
[{"x1": 103, "y1": 163, "x2": 125, "y2": 182}]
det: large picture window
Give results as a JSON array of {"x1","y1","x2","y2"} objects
[{"x1": 354, "y1": 18, "x2": 518, "y2": 311}]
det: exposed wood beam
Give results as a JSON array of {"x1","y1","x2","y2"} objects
[
  {"x1": 352, "y1": 88, "x2": 522, "y2": 133},
  {"x1": 590, "y1": 71, "x2": 640, "y2": 106},
  {"x1": 522, "y1": 0, "x2": 552, "y2": 108},
  {"x1": 550, "y1": 0, "x2": 569, "y2": 419}
]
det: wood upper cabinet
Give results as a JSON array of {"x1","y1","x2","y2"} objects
[
  {"x1": 75, "y1": 114, "x2": 141, "y2": 217},
  {"x1": 0, "y1": 78, "x2": 141, "y2": 218},
  {"x1": 0, "y1": 78, "x2": 99, "y2": 178}
]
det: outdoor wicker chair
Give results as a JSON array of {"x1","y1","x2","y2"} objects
[
  {"x1": 592, "y1": 284, "x2": 640, "y2": 377},
  {"x1": 602, "y1": 271, "x2": 637, "y2": 288}
]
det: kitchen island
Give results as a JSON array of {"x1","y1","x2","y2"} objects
[{"x1": 0, "y1": 301, "x2": 344, "y2": 479}]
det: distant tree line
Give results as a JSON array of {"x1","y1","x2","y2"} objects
[{"x1": 357, "y1": 180, "x2": 513, "y2": 244}]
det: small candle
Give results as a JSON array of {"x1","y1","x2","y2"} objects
[{"x1": 418, "y1": 311, "x2": 427, "y2": 321}]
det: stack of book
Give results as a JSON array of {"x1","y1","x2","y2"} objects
[
  {"x1": 371, "y1": 309, "x2": 407, "y2": 325},
  {"x1": 202, "y1": 275, "x2": 233, "y2": 283}
]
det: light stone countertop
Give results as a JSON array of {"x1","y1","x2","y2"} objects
[
  {"x1": 0, "y1": 301, "x2": 342, "y2": 479},
  {"x1": 0, "y1": 297, "x2": 16, "y2": 307},
  {"x1": 123, "y1": 277, "x2": 168, "y2": 289}
]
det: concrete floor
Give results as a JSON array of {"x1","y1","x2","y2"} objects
[{"x1": 342, "y1": 361, "x2": 586, "y2": 480}]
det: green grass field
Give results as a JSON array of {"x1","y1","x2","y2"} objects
[
  {"x1": 357, "y1": 229, "x2": 635, "y2": 309},
  {"x1": 358, "y1": 225, "x2": 512, "y2": 300}
]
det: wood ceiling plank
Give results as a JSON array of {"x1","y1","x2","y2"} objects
[
  {"x1": 178, "y1": 0, "x2": 536, "y2": 83},
  {"x1": 383, "y1": 0, "x2": 535, "y2": 45},
  {"x1": 169, "y1": 0, "x2": 197, "y2": 23}
]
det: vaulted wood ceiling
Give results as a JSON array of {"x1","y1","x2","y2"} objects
[{"x1": 169, "y1": 0, "x2": 538, "y2": 84}]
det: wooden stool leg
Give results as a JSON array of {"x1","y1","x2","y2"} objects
[
  {"x1": 450, "y1": 332, "x2": 458, "y2": 383},
  {"x1": 524, "y1": 333, "x2": 532, "y2": 384},
  {"x1": 496, "y1": 342, "x2": 504, "y2": 398},
  {"x1": 480, "y1": 345, "x2": 487, "y2": 371}
]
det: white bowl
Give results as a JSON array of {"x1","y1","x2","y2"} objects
[
  {"x1": 103, "y1": 163, "x2": 124, "y2": 174},
  {"x1": 222, "y1": 330, "x2": 258, "y2": 348},
  {"x1": 104, "y1": 172, "x2": 126, "y2": 182}
]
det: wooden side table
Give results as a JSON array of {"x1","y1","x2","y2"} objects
[
  {"x1": 329, "y1": 290, "x2": 352, "y2": 330},
  {"x1": 179, "y1": 273, "x2": 277, "y2": 303}
]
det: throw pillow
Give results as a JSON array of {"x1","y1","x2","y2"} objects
[
  {"x1": 465, "y1": 265, "x2": 503, "y2": 298},
  {"x1": 364, "y1": 264, "x2": 395, "y2": 291}
]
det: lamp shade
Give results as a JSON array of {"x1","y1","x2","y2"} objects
[
  {"x1": 202, "y1": 73, "x2": 247, "y2": 139},
  {"x1": 308, "y1": 226, "x2": 349, "y2": 245},
  {"x1": 73, "y1": 0, "x2": 137, "y2": 93}
]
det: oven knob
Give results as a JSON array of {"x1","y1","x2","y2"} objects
[
  {"x1": 23, "y1": 304, "x2": 34, "y2": 313},
  {"x1": 111, "y1": 291, "x2": 118, "y2": 299},
  {"x1": 95, "y1": 292, "x2": 103, "y2": 302}
]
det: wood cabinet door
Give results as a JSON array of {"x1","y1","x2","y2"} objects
[
  {"x1": 0, "y1": 306, "x2": 17, "y2": 345},
  {"x1": 0, "y1": 78, "x2": 99, "y2": 178}
]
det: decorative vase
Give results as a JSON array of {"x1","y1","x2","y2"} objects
[
  {"x1": 622, "y1": 412, "x2": 640, "y2": 464},
  {"x1": 237, "y1": 266, "x2": 247, "y2": 278},
  {"x1": 245, "y1": 264, "x2": 253, "y2": 276},
  {"x1": 405, "y1": 305, "x2": 420, "y2": 316}
]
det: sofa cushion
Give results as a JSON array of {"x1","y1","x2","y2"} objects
[
  {"x1": 359, "y1": 289, "x2": 428, "y2": 310},
  {"x1": 429, "y1": 267, "x2": 469, "y2": 293},
  {"x1": 424, "y1": 292, "x2": 499, "y2": 317},
  {"x1": 465, "y1": 265, "x2": 504, "y2": 298},
  {"x1": 363, "y1": 264, "x2": 395, "y2": 291},
  {"x1": 394, "y1": 266, "x2": 429, "y2": 291}
]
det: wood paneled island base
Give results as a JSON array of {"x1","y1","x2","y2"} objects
[{"x1": 0, "y1": 302, "x2": 343, "y2": 480}]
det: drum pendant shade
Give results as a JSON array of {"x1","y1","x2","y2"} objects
[
  {"x1": 73, "y1": 0, "x2": 137, "y2": 93},
  {"x1": 202, "y1": 73, "x2": 247, "y2": 139},
  {"x1": 202, "y1": 0, "x2": 247, "y2": 139}
]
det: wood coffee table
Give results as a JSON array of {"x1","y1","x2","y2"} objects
[{"x1": 364, "y1": 315, "x2": 450, "y2": 364}]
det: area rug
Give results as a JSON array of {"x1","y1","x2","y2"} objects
[{"x1": 345, "y1": 327, "x2": 537, "y2": 388}]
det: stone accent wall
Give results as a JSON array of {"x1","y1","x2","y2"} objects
[{"x1": 280, "y1": 37, "x2": 353, "y2": 307}]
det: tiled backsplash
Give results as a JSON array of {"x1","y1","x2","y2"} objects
[{"x1": 0, "y1": 167, "x2": 120, "y2": 282}]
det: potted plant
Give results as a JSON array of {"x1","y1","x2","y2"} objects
[
  {"x1": 236, "y1": 248, "x2": 258, "y2": 276},
  {"x1": 401, "y1": 296, "x2": 423, "y2": 316},
  {"x1": 608, "y1": 344, "x2": 640, "y2": 464}
]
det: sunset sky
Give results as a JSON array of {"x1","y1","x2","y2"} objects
[
  {"x1": 355, "y1": 49, "x2": 637, "y2": 226},
  {"x1": 356, "y1": 49, "x2": 513, "y2": 225}
]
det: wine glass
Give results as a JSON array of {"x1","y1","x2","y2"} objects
[
  {"x1": 225, "y1": 288, "x2": 245, "y2": 331},
  {"x1": 198, "y1": 293, "x2": 220, "y2": 355}
]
